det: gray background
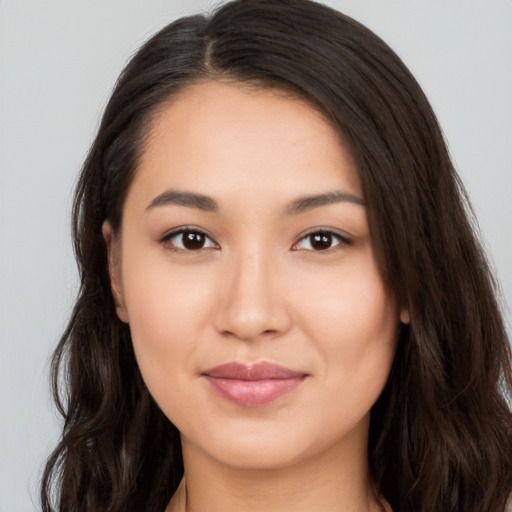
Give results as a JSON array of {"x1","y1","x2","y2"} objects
[{"x1": 1, "y1": 1, "x2": 511, "y2": 510}]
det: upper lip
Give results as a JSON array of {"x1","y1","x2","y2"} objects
[{"x1": 202, "y1": 362, "x2": 307, "y2": 380}]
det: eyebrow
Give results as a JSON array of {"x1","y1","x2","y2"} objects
[
  {"x1": 284, "y1": 191, "x2": 365, "y2": 215},
  {"x1": 145, "y1": 189, "x2": 365, "y2": 214},
  {"x1": 146, "y1": 190, "x2": 219, "y2": 212}
]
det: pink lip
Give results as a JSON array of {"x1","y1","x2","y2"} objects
[{"x1": 202, "y1": 362, "x2": 307, "y2": 407}]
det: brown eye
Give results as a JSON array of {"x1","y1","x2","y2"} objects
[
  {"x1": 310, "y1": 232, "x2": 334, "y2": 250},
  {"x1": 293, "y1": 230, "x2": 351, "y2": 251},
  {"x1": 182, "y1": 231, "x2": 206, "y2": 250},
  {"x1": 163, "y1": 229, "x2": 218, "y2": 251}
]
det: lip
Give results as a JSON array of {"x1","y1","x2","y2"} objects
[{"x1": 202, "y1": 362, "x2": 308, "y2": 407}]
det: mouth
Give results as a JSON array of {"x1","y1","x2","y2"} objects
[{"x1": 201, "y1": 362, "x2": 308, "y2": 407}]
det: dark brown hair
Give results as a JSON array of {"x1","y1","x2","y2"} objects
[{"x1": 41, "y1": 1, "x2": 512, "y2": 511}]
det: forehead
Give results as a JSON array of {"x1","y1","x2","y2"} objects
[{"x1": 128, "y1": 80, "x2": 362, "y2": 210}]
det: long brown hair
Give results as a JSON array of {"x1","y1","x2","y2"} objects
[{"x1": 41, "y1": 1, "x2": 512, "y2": 511}]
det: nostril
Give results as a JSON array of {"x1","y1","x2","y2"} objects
[{"x1": 219, "y1": 327, "x2": 282, "y2": 342}]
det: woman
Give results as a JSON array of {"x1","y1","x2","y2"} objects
[{"x1": 41, "y1": 0, "x2": 512, "y2": 511}]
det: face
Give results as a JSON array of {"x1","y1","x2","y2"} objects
[{"x1": 104, "y1": 81, "x2": 407, "y2": 470}]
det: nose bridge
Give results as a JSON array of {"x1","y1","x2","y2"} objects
[{"x1": 214, "y1": 242, "x2": 289, "y2": 341}]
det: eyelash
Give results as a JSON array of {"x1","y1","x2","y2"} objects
[
  {"x1": 291, "y1": 229, "x2": 352, "y2": 252},
  {"x1": 159, "y1": 227, "x2": 352, "y2": 253},
  {"x1": 159, "y1": 227, "x2": 219, "y2": 252}
]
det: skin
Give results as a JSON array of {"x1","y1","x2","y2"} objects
[{"x1": 104, "y1": 80, "x2": 407, "y2": 512}]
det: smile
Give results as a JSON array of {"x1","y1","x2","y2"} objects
[{"x1": 202, "y1": 362, "x2": 308, "y2": 407}]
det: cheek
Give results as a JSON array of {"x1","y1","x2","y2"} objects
[
  {"x1": 293, "y1": 253, "x2": 398, "y2": 392},
  {"x1": 123, "y1": 233, "x2": 215, "y2": 327},
  {"x1": 306, "y1": 272, "x2": 397, "y2": 441},
  {"x1": 126, "y1": 272, "x2": 211, "y2": 346},
  {"x1": 119, "y1": 244, "x2": 216, "y2": 395},
  {"x1": 297, "y1": 254, "x2": 397, "y2": 342}
]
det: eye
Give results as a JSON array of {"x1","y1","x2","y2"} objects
[
  {"x1": 292, "y1": 230, "x2": 351, "y2": 252},
  {"x1": 160, "y1": 228, "x2": 219, "y2": 252}
]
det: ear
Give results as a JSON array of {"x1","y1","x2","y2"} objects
[
  {"x1": 102, "y1": 220, "x2": 129, "y2": 323},
  {"x1": 399, "y1": 307, "x2": 411, "y2": 325}
]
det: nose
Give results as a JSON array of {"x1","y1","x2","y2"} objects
[{"x1": 213, "y1": 250, "x2": 292, "y2": 342}]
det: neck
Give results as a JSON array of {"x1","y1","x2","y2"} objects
[{"x1": 172, "y1": 423, "x2": 386, "y2": 512}]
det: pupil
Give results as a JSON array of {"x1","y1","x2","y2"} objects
[
  {"x1": 311, "y1": 233, "x2": 332, "y2": 250},
  {"x1": 183, "y1": 232, "x2": 205, "y2": 250}
]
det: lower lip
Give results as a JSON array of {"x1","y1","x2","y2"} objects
[{"x1": 205, "y1": 376, "x2": 305, "y2": 407}]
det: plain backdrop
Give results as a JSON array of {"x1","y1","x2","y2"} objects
[{"x1": 1, "y1": 1, "x2": 511, "y2": 510}]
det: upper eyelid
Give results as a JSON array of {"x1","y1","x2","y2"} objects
[
  {"x1": 158, "y1": 226, "x2": 352, "y2": 248},
  {"x1": 291, "y1": 229, "x2": 353, "y2": 253},
  {"x1": 294, "y1": 227, "x2": 352, "y2": 243},
  {"x1": 158, "y1": 226, "x2": 220, "y2": 252},
  {"x1": 159, "y1": 225, "x2": 214, "y2": 241}
]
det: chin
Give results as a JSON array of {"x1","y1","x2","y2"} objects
[
  {"x1": 205, "y1": 438, "x2": 312, "y2": 470},
  {"x1": 182, "y1": 413, "x2": 369, "y2": 472}
]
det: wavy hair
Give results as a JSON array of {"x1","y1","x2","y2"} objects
[{"x1": 41, "y1": 1, "x2": 512, "y2": 511}]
